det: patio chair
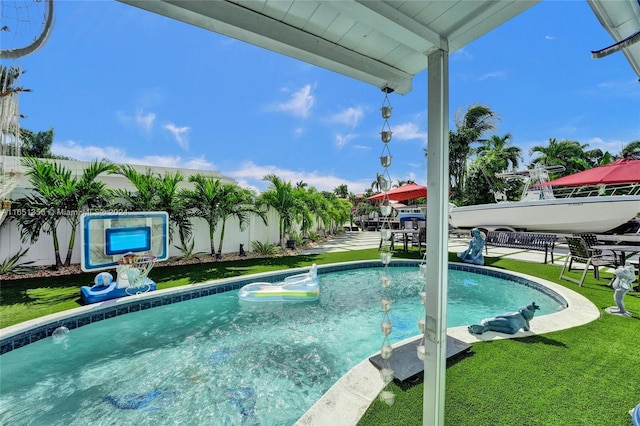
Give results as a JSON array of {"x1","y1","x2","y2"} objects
[
  {"x1": 412, "y1": 227, "x2": 427, "y2": 256},
  {"x1": 572, "y1": 232, "x2": 602, "y2": 255},
  {"x1": 560, "y1": 237, "x2": 617, "y2": 286}
]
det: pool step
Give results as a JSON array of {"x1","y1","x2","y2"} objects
[{"x1": 368, "y1": 335, "x2": 471, "y2": 386}]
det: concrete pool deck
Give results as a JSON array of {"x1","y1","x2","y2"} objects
[{"x1": 296, "y1": 231, "x2": 603, "y2": 426}]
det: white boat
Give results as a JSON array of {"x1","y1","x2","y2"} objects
[{"x1": 449, "y1": 166, "x2": 640, "y2": 234}]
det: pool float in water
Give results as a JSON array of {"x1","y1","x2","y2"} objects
[{"x1": 238, "y1": 264, "x2": 319, "y2": 302}]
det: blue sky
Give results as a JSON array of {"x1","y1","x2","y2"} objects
[{"x1": 10, "y1": 0, "x2": 640, "y2": 194}]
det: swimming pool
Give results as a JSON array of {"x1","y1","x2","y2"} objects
[{"x1": 0, "y1": 261, "x2": 566, "y2": 425}]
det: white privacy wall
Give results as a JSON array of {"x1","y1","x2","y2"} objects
[{"x1": 0, "y1": 157, "x2": 288, "y2": 267}]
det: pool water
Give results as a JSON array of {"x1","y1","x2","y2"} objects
[{"x1": 0, "y1": 267, "x2": 563, "y2": 425}]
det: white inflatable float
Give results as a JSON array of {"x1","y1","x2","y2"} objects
[{"x1": 238, "y1": 264, "x2": 319, "y2": 302}]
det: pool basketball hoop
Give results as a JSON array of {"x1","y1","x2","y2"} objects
[
  {"x1": 117, "y1": 253, "x2": 158, "y2": 295},
  {"x1": 79, "y1": 211, "x2": 169, "y2": 304}
]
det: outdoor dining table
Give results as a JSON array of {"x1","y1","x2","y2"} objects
[{"x1": 596, "y1": 245, "x2": 640, "y2": 267}]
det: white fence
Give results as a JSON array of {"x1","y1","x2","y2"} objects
[
  {"x1": 0, "y1": 209, "x2": 283, "y2": 267},
  {"x1": 0, "y1": 156, "x2": 306, "y2": 268}
]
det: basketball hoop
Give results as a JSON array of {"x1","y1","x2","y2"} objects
[{"x1": 118, "y1": 253, "x2": 157, "y2": 295}]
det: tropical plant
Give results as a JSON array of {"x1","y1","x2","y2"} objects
[
  {"x1": 306, "y1": 230, "x2": 322, "y2": 241},
  {"x1": 333, "y1": 184, "x2": 349, "y2": 198},
  {"x1": 529, "y1": 138, "x2": 589, "y2": 176},
  {"x1": 259, "y1": 174, "x2": 305, "y2": 248},
  {"x1": 213, "y1": 184, "x2": 268, "y2": 257},
  {"x1": 19, "y1": 127, "x2": 67, "y2": 159},
  {"x1": 325, "y1": 194, "x2": 351, "y2": 234},
  {"x1": 295, "y1": 186, "x2": 323, "y2": 237},
  {"x1": 180, "y1": 174, "x2": 224, "y2": 256},
  {"x1": 288, "y1": 230, "x2": 304, "y2": 246},
  {"x1": 370, "y1": 172, "x2": 385, "y2": 192},
  {"x1": 621, "y1": 140, "x2": 640, "y2": 159},
  {"x1": 14, "y1": 157, "x2": 117, "y2": 268},
  {"x1": 449, "y1": 105, "x2": 499, "y2": 204},
  {"x1": 172, "y1": 236, "x2": 209, "y2": 261},
  {"x1": 0, "y1": 246, "x2": 35, "y2": 275},
  {"x1": 0, "y1": 65, "x2": 30, "y2": 98},
  {"x1": 250, "y1": 240, "x2": 281, "y2": 256},
  {"x1": 113, "y1": 166, "x2": 192, "y2": 244}
]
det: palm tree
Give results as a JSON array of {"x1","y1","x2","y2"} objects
[
  {"x1": 621, "y1": 140, "x2": 640, "y2": 159},
  {"x1": 259, "y1": 174, "x2": 304, "y2": 248},
  {"x1": 333, "y1": 184, "x2": 348, "y2": 199},
  {"x1": 181, "y1": 174, "x2": 224, "y2": 256},
  {"x1": 370, "y1": 173, "x2": 385, "y2": 192},
  {"x1": 214, "y1": 184, "x2": 268, "y2": 256},
  {"x1": 14, "y1": 157, "x2": 116, "y2": 268},
  {"x1": 465, "y1": 134, "x2": 522, "y2": 205},
  {"x1": 0, "y1": 65, "x2": 30, "y2": 98},
  {"x1": 449, "y1": 105, "x2": 499, "y2": 203},
  {"x1": 113, "y1": 166, "x2": 192, "y2": 243},
  {"x1": 294, "y1": 186, "x2": 317, "y2": 237},
  {"x1": 19, "y1": 128, "x2": 54, "y2": 158},
  {"x1": 325, "y1": 194, "x2": 352, "y2": 233},
  {"x1": 474, "y1": 133, "x2": 522, "y2": 173},
  {"x1": 529, "y1": 138, "x2": 589, "y2": 176}
]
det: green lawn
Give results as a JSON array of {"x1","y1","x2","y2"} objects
[{"x1": 1, "y1": 249, "x2": 639, "y2": 425}]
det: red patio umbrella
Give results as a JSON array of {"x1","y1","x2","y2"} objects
[
  {"x1": 540, "y1": 158, "x2": 640, "y2": 187},
  {"x1": 368, "y1": 182, "x2": 428, "y2": 201}
]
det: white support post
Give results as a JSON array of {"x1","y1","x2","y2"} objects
[{"x1": 423, "y1": 48, "x2": 449, "y2": 426}]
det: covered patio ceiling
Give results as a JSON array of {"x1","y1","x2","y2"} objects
[{"x1": 119, "y1": 0, "x2": 640, "y2": 93}]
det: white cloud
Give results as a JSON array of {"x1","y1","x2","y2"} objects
[
  {"x1": 330, "y1": 106, "x2": 364, "y2": 128},
  {"x1": 335, "y1": 133, "x2": 356, "y2": 149},
  {"x1": 272, "y1": 84, "x2": 316, "y2": 119},
  {"x1": 392, "y1": 122, "x2": 427, "y2": 142},
  {"x1": 478, "y1": 71, "x2": 506, "y2": 81},
  {"x1": 135, "y1": 110, "x2": 156, "y2": 132},
  {"x1": 163, "y1": 123, "x2": 190, "y2": 150},
  {"x1": 545, "y1": 35, "x2": 556, "y2": 41},
  {"x1": 225, "y1": 160, "x2": 369, "y2": 194},
  {"x1": 51, "y1": 140, "x2": 215, "y2": 170},
  {"x1": 116, "y1": 109, "x2": 156, "y2": 133},
  {"x1": 451, "y1": 47, "x2": 473, "y2": 61}
]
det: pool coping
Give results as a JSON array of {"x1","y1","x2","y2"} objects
[{"x1": 1, "y1": 261, "x2": 600, "y2": 425}]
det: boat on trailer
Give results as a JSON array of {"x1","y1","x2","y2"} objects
[{"x1": 449, "y1": 166, "x2": 640, "y2": 235}]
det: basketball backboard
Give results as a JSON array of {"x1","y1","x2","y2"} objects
[{"x1": 80, "y1": 211, "x2": 169, "y2": 272}]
